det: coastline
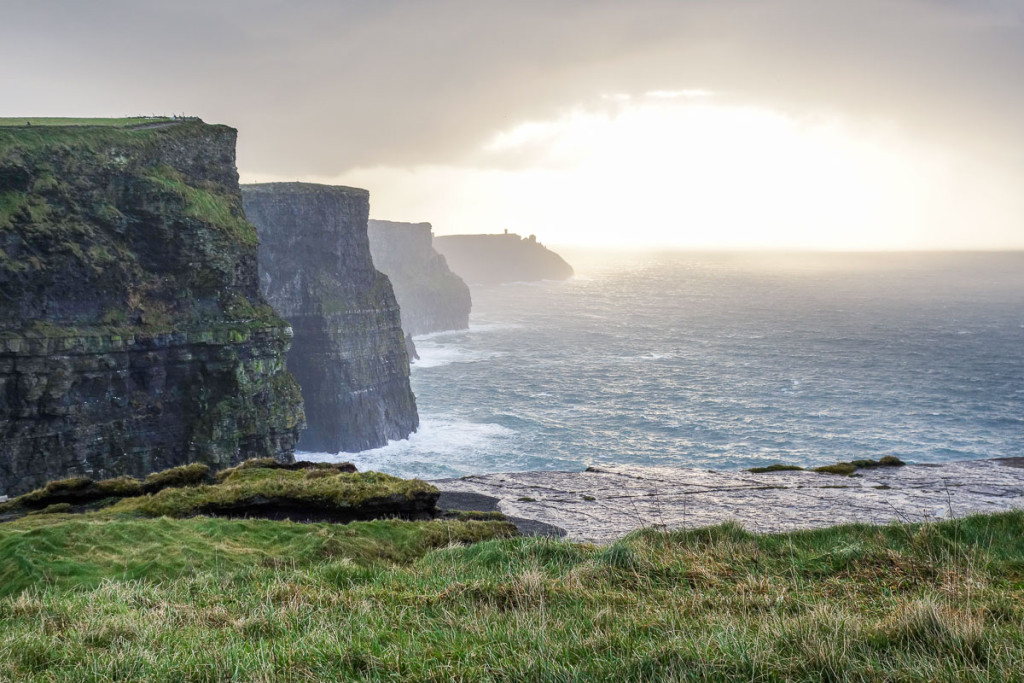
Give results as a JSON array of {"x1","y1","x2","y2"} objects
[{"x1": 435, "y1": 457, "x2": 1024, "y2": 543}]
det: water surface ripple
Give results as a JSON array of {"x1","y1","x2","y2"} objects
[{"x1": 305, "y1": 251, "x2": 1024, "y2": 479}]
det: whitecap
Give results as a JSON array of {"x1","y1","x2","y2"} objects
[
  {"x1": 298, "y1": 417, "x2": 517, "y2": 478},
  {"x1": 413, "y1": 342, "x2": 505, "y2": 368}
]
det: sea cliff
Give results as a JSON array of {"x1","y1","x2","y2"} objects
[
  {"x1": 242, "y1": 183, "x2": 418, "y2": 453},
  {"x1": 0, "y1": 119, "x2": 304, "y2": 497},
  {"x1": 367, "y1": 220, "x2": 471, "y2": 335},
  {"x1": 434, "y1": 232, "x2": 573, "y2": 285}
]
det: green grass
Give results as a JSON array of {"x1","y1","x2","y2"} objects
[
  {"x1": 0, "y1": 460, "x2": 435, "y2": 522},
  {"x1": 106, "y1": 467, "x2": 436, "y2": 518},
  {"x1": 1, "y1": 507, "x2": 1022, "y2": 680},
  {"x1": 0, "y1": 117, "x2": 173, "y2": 128}
]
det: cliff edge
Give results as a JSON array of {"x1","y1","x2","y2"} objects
[
  {"x1": 367, "y1": 220, "x2": 471, "y2": 336},
  {"x1": 242, "y1": 183, "x2": 418, "y2": 453},
  {"x1": 0, "y1": 119, "x2": 304, "y2": 497},
  {"x1": 433, "y1": 232, "x2": 573, "y2": 285}
]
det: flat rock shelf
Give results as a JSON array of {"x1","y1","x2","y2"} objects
[{"x1": 435, "y1": 458, "x2": 1024, "y2": 543}]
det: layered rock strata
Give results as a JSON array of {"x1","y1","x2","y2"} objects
[
  {"x1": 436, "y1": 459, "x2": 1024, "y2": 543},
  {"x1": 367, "y1": 220, "x2": 471, "y2": 335},
  {"x1": 434, "y1": 232, "x2": 574, "y2": 285},
  {"x1": 242, "y1": 183, "x2": 418, "y2": 453},
  {"x1": 0, "y1": 120, "x2": 304, "y2": 497}
]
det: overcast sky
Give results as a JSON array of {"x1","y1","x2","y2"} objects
[{"x1": 4, "y1": 0, "x2": 1023, "y2": 248}]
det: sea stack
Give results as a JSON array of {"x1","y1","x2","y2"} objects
[
  {"x1": 0, "y1": 119, "x2": 304, "y2": 497},
  {"x1": 434, "y1": 232, "x2": 573, "y2": 285},
  {"x1": 367, "y1": 220, "x2": 472, "y2": 336},
  {"x1": 242, "y1": 183, "x2": 418, "y2": 453}
]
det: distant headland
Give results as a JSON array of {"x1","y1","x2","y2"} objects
[{"x1": 433, "y1": 231, "x2": 573, "y2": 285}]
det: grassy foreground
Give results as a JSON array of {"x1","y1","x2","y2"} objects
[{"x1": 1, "y1": 508, "x2": 1023, "y2": 681}]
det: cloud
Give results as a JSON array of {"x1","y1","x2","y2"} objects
[{"x1": 1, "y1": 0, "x2": 1022, "y2": 180}]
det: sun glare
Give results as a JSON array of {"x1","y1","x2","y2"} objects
[{"x1": 250, "y1": 95, "x2": 1024, "y2": 250}]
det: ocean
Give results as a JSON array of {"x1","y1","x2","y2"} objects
[{"x1": 304, "y1": 251, "x2": 1024, "y2": 479}]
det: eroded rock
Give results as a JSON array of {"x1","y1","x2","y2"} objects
[{"x1": 437, "y1": 459, "x2": 1024, "y2": 542}]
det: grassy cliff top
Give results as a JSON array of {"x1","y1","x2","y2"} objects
[
  {"x1": 0, "y1": 459, "x2": 438, "y2": 521},
  {"x1": 242, "y1": 181, "x2": 370, "y2": 198},
  {"x1": 0, "y1": 494, "x2": 1021, "y2": 680},
  {"x1": 0, "y1": 116, "x2": 176, "y2": 128}
]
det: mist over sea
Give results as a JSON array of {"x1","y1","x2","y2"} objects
[{"x1": 306, "y1": 251, "x2": 1024, "y2": 479}]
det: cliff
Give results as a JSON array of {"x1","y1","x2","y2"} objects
[
  {"x1": 433, "y1": 232, "x2": 574, "y2": 285},
  {"x1": 242, "y1": 183, "x2": 418, "y2": 453},
  {"x1": 0, "y1": 119, "x2": 304, "y2": 497},
  {"x1": 367, "y1": 220, "x2": 471, "y2": 336}
]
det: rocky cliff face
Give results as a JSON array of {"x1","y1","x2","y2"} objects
[
  {"x1": 434, "y1": 233, "x2": 573, "y2": 285},
  {"x1": 242, "y1": 183, "x2": 418, "y2": 453},
  {"x1": 367, "y1": 220, "x2": 471, "y2": 336},
  {"x1": 0, "y1": 121, "x2": 304, "y2": 497}
]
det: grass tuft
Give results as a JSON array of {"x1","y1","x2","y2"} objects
[{"x1": 142, "y1": 463, "x2": 211, "y2": 492}]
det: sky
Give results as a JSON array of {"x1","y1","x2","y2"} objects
[{"x1": 3, "y1": 0, "x2": 1023, "y2": 249}]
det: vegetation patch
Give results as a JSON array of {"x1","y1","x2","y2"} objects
[
  {"x1": 0, "y1": 509, "x2": 1021, "y2": 680},
  {"x1": 0, "y1": 460, "x2": 388, "y2": 521},
  {"x1": 106, "y1": 467, "x2": 438, "y2": 523},
  {"x1": 141, "y1": 463, "x2": 211, "y2": 493},
  {"x1": 814, "y1": 456, "x2": 905, "y2": 476},
  {"x1": 749, "y1": 456, "x2": 905, "y2": 476},
  {"x1": 0, "y1": 117, "x2": 174, "y2": 128},
  {"x1": 748, "y1": 463, "x2": 806, "y2": 473}
]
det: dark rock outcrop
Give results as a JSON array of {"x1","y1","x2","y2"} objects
[
  {"x1": 0, "y1": 120, "x2": 304, "y2": 497},
  {"x1": 433, "y1": 232, "x2": 573, "y2": 285},
  {"x1": 242, "y1": 183, "x2": 418, "y2": 453},
  {"x1": 367, "y1": 220, "x2": 471, "y2": 335}
]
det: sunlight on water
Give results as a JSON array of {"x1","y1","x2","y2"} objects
[{"x1": 317, "y1": 252, "x2": 1024, "y2": 479}]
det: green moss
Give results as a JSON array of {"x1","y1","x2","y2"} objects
[
  {"x1": 144, "y1": 165, "x2": 257, "y2": 247},
  {"x1": 813, "y1": 463, "x2": 858, "y2": 476},
  {"x1": 814, "y1": 457, "x2": 906, "y2": 476},
  {"x1": 0, "y1": 190, "x2": 27, "y2": 227},
  {"x1": 748, "y1": 463, "x2": 806, "y2": 473}
]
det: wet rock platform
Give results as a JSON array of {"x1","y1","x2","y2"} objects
[{"x1": 435, "y1": 459, "x2": 1024, "y2": 543}]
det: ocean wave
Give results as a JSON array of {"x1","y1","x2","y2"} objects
[
  {"x1": 298, "y1": 417, "x2": 518, "y2": 478},
  {"x1": 413, "y1": 343, "x2": 506, "y2": 369}
]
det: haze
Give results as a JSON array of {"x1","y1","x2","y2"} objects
[{"x1": 4, "y1": 0, "x2": 1023, "y2": 249}]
